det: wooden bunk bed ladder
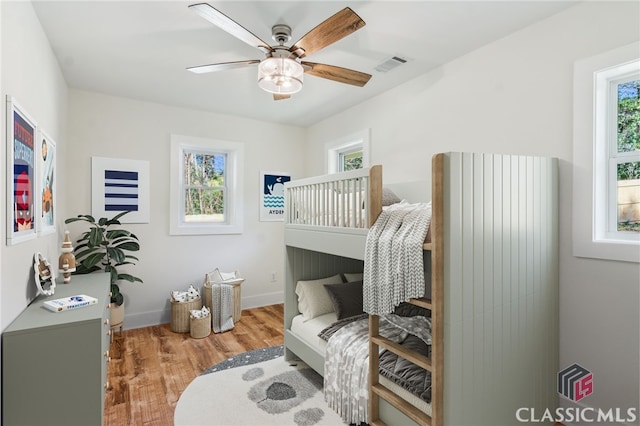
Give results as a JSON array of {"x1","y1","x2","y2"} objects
[{"x1": 368, "y1": 153, "x2": 444, "y2": 426}]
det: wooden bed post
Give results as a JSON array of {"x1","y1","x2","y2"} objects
[
  {"x1": 431, "y1": 153, "x2": 445, "y2": 426},
  {"x1": 368, "y1": 165, "x2": 383, "y2": 227}
]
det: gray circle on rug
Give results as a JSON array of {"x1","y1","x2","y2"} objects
[
  {"x1": 242, "y1": 367, "x2": 264, "y2": 381},
  {"x1": 294, "y1": 407, "x2": 325, "y2": 426},
  {"x1": 201, "y1": 345, "x2": 285, "y2": 375}
]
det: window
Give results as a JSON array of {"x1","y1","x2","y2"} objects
[
  {"x1": 170, "y1": 134, "x2": 244, "y2": 235},
  {"x1": 326, "y1": 129, "x2": 370, "y2": 174},
  {"x1": 573, "y1": 42, "x2": 640, "y2": 263},
  {"x1": 182, "y1": 150, "x2": 226, "y2": 223},
  {"x1": 613, "y1": 80, "x2": 640, "y2": 233},
  {"x1": 339, "y1": 147, "x2": 364, "y2": 171}
]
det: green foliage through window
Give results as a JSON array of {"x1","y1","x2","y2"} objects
[
  {"x1": 183, "y1": 151, "x2": 226, "y2": 222},
  {"x1": 341, "y1": 150, "x2": 363, "y2": 171},
  {"x1": 617, "y1": 80, "x2": 640, "y2": 180}
]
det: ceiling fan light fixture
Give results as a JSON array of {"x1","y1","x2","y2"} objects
[{"x1": 257, "y1": 57, "x2": 303, "y2": 95}]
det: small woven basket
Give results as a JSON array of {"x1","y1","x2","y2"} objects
[
  {"x1": 190, "y1": 314, "x2": 211, "y2": 339},
  {"x1": 170, "y1": 297, "x2": 202, "y2": 333}
]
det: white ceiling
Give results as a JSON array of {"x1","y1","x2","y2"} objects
[{"x1": 32, "y1": 1, "x2": 578, "y2": 127}]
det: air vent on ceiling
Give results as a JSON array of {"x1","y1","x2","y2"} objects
[{"x1": 374, "y1": 56, "x2": 408, "y2": 73}]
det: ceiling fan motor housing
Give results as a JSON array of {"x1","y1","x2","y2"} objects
[{"x1": 271, "y1": 24, "x2": 292, "y2": 45}]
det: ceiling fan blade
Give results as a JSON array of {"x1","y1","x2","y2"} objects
[
  {"x1": 189, "y1": 3, "x2": 273, "y2": 54},
  {"x1": 187, "y1": 60, "x2": 260, "y2": 74},
  {"x1": 302, "y1": 62, "x2": 371, "y2": 87},
  {"x1": 289, "y1": 7, "x2": 365, "y2": 58},
  {"x1": 273, "y1": 94, "x2": 291, "y2": 101}
]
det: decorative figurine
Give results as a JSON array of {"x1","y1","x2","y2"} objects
[
  {"x1": 58, "y1": 230, "x2": 76, "y2": 284},
  {"x1": 34, "y1": 252, "x2": 56, "y2": 296}
]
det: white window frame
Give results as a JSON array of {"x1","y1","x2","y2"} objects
[
  {"x1": 573, "y1": 42, "x2": 640, "y2": 263},
  {"x1": 601, "y1": 72, "x2": 640, "y2": 240},
  {"x1": 170, "y1": 134, "x2": 244, "y2": 235},
  {"x1": 325, "y1": 128, "x2": 371, "y2": 174}
]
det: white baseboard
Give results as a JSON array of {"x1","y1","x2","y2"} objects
[
  {"x1": 241, "y1": 290, "x2": 284, "y2": 310},
  {"x1": 122, "y1": 290, "x2": 284, "y2": 330}
]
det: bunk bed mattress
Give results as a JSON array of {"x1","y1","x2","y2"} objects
[
  {"x1": 290, "y1": 312, "x2": 335, "y2": 352},
  {"x1": 289, "y1": 313, "x2": 431, "y2": 414}
]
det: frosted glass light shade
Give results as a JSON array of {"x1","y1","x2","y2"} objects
[{"x1": 257, "y1": 57, "x2": 303, "y2": 95}]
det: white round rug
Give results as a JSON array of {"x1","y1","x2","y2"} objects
[{"x1": 174, "y1": 347, "x2": 346, "y2": 426}]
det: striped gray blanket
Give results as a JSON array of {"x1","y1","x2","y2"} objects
[
  {"x1": 212, "y1": 283, "x2": 234, "y2": 333},
  {"x1": 363, "y1": 201, "x2": 432, "y2": 315}
]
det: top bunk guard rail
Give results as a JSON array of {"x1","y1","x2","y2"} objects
[{"x1": 285, "y1": 165, "x2": 382, "y2": 234}]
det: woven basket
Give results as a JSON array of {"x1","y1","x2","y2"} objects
[
  {"x1": 203, "y1": 281, "x2": 244, "y2": 323},
  {"x1": 203, "y1": 283, "x2": 212, "y2": 315},
  {"x1": 190, "y1": 314, "x2": 211, "y2": 339},
  {"x1": 170, "y1": 297, "x2": 202, "y2": 333}
]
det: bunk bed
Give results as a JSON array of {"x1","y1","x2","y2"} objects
[{"x1": 284, "y1": 152, "x2": 559, "y2": 426}]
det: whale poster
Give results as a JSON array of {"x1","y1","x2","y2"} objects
[{"x1": 260, "y1": 171, "x2": 290, "y2": 222}]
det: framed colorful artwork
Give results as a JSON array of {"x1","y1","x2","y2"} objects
[
  {"x1": 6, "y1": 96, "x2": 38, "y2": 245},
  {"x1": 38, "y1": 130, "x2": 56, "y2": 236},
  {"x1": 91, "y1": 157, "x2": 150, "y2": 223},
  {"x1": 260, "y1": 171, "x2": 290, "y2": 222}
]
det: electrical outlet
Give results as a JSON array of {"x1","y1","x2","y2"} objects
[{"x1": 270, "y1": 272, "x2": 277, "y2": 282}]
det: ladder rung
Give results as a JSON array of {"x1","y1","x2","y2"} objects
[
  {"x1": 372, "y1": 383, "x2": 431, "y2": 426},
  {"x1": 409, "y1": 297, "x2": 432, "y2": 310},
  {"x1": 422, "y1": 242, "x2": 432, "y2": 251},
  {"x1": 371, "y1": 336, "x2": 431, "y2": 371},
  {"x1": 370, "y1": 420, "x2": 387, "y2": 426}
]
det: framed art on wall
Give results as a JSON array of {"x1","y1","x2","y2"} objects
[
  {"x1": 260, "y1": 171, "x2": 290, "y2": 222},
  {"x1": 38, "y1": 130, "x2": 56, "y2": 236},
  {"x1": 91, "y1": 156, "x2": 150, "y2": 223},
  {"x1": 6, "y1": 96, "x2": 37, "y2": 245}
]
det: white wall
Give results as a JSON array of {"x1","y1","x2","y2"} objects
[
  {"x1": 308, "y1": 0, "x2": 640, "y2": 420},
  {"x1": 1, "y1": 2, "x2": 68, "y2": 328},
  {"x1": 65, "y1": 90, "x2": 306, "y2": 328}
]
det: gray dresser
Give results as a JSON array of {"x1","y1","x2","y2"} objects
[{"x1": 2, "y1": 273, "x2": 111, "y2": 426}]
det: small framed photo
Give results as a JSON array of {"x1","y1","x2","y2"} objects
[
  {"x1": 91, "y1": 157, "x2": 150, "y2": 223},
  {"x1": 260, "y1": 171, "x2": 290, "y2": 222},
  {"x1": 38, "y1": 130, "x2": 56, "y2": 236},
  {"x1": 6, "y1": 96, "x2": 37, "y2": 245}
]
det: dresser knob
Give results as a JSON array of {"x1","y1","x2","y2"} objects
[
  {"x1": 104, "y1": 319, "x2": 110, "y2": 326},
  {"x1": 104, "y1": 351, "x2": 109, "y2": 358},
  {"x1": 107, "y1": 303, "x2": 112, "y2": 309},
  {"x1": 107, "y1": 330, "x2": 112, "y2": 336}
]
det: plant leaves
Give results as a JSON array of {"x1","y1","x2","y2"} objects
[
  {"x1": 74, "y1": 264, "x2": 100, "y2": 274},
  {"x1": 118, "y1": 273, "x2": 143, "y2": 283},
  {"x1": 113, "y1": 241, "x2": 140, "y2": 251},
  {"x1": 106, "y1": 229, "x2": 131, "y2": 239},
  {"x1": 107, "y1": 247, "x2": 126, "y2": 263},
  {"x1": 81, "y1": 252, "x2": 106, "y2": 269},
  {"x1": 88, "y1": 227, "x2": 104, "y2": 247},
  {"x1": 74, "y1": 247, "x2": 99, "y2": 261}
]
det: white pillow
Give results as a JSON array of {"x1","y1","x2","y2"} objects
[
  {"x1": 295, "y1": 274, "x2": 343, "y2": 321},
  {"x1": 343, "y1": 272, "x2": 363, "y2": 282}
]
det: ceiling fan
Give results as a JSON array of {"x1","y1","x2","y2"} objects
[{"x1": 187, "y1": 3, "x2": 372, "y2": 101}]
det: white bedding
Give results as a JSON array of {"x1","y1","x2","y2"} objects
[
  {"x1": 290, "y1": 312, "x2": 335, "y2": 352},
  {"x1": 288, "y1": 313, "x2": 431, "y2": 417}
]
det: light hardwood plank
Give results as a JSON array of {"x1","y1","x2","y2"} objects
[{"x1": 104, "y1": 304, "x2": 284, "y2": 426}]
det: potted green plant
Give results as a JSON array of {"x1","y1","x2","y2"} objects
[{"x1": 64, "y1": 211, "x2": 142, "y2": 325}]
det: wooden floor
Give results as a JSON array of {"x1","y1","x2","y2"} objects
[{"x1": 104, "y1": 304, "x2": 284, "y2": 426}]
